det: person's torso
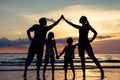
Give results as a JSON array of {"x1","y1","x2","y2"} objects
[
  {"x1": 32, "y1": 25, "x2": 48, "y2": 45},
  {"x1": 46, "y1": 40, "x2": 55, "y2": 56},
  {"x1": 79, "y1": 25, "x2": 89, "y2": 42},
  {"x1": 64, "y1": 45, "x2": 75, "y2": 58}
]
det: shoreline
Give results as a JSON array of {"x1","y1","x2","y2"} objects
[
  {"x1": 0, "y1": 69, "x2": 120, "y2": 80},
  {"x1": 0, "y1": 67, "x2": 120, "y2": 72},
  {"x1": 0, "y1": 54, "x2": 120, "y2": 80},
  {"x1": 0, "y1": 53, "x2": 120, "y2": 54}
]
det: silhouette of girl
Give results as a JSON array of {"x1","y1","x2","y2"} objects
[
  {"x1": 63, "y1": 15, "x2": 104, "y2": 79},
  {"x1": 43, "y1": 32, "x2": 58, "y2": 80}
]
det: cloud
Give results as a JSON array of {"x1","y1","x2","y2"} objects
[
  {"x1": 20, "y1": 5, "x2": 120, "y2": 34},
  {"x1": 0, "y1": 36, "x2": 120, "y2": 54},
  {"x1": 0, "y1": 38, "x2": 30, "y2": 48},
  {"x1": 92, "y1": 39, "x2": 120, "y2": 54},
  {"x1": 96, "y1": 35, "x2": 112, "y2": 40},
  {"x1": 0, "y1": 35, "x2": 113, "y2": 48}
]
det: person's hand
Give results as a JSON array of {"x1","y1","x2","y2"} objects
[
  {"x1": 61, "y1": 15, "x2": 64, "y2": 18},
  {"x1": 60, "y1": 15, "x2": 65, "y2": 20},
  {"x1": 56, "y1": 55, "x2": 59, "y2": 59},
  {"x1": 60, "y1": 15, "x2": 63, "y2": 19},
  {"x1": 62, "y1": 15, "x2": 65, "y2": 20}
]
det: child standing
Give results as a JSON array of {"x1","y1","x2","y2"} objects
[
  {"x1": 57, "y1": 37, "x2": 78, "y2": 80},
  {"x1": 43, "y1": 32, "x2": 58, "y2": 79}
]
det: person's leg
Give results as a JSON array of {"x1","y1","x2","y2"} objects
[
  {"x1": 43, "y1": 55, "x2": 49, "y2": 76},
  {"x1": 36, "y1": 46, "x2": 44, "y2": 80},
  {"x1": 78, "y1": 45, "x2": 86, "y2": 79},
  {"x1": 51, "y1": 56, "x2": 55, "y2": 80},
  {"x1": 64, "y1": 57, "x2": 68, "y2": 80},
  {"x1": 70, "y1": 59, "x2": 75, "y2": 80},
  {"x1": 86, "y1": 44, "x2": 104, "y2": 79},
  {"x1": 64, "y1": 66, "x2": 68, "y2": 80},
  {"x1": 23, "y1": 46, "x2": 35, "y2": 78}
]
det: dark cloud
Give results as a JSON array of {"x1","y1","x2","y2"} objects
[
  {"x1": 56, "y1": 36, "x2": 113, "y2": 44},
  {"x1": 0, "y1": 38, "x2": 30, "y2": 48},
  {"x1": 56, "y1": 37, "x2": 78, "y2": 44},
  {"x1": 96, "y1": 35, "x2": 112, "y2": 39},
  {"x1": 0, "y1": 35, "x2": 112, "y2": 48},
  {"x1": 0, "y1": 37, "x2": 78, "y2": 48},
  {"x1": 92, "y1": 39, "x2": 120, "y2": 54}
]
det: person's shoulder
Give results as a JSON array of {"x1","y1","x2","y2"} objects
[
  {"x1": 33, "y1": 24, "x2": 39, "y2": 27},
  {"x1": 31, "y1": 24, "x2": 40, "y2": 29},
  {"x1": 84, "y1": 24, "x2": 91, "y2": 30},
  {"x1": 85, "y1": 24, "x2": 92, "y2": 28},
  {"x1": 53, "y1": 39, "x2": 56, "y2": 42},
  {"x1": 64, "y1": 45, "x2": 69, "y2": 49}
]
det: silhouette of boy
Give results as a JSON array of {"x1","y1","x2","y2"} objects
[
  {"x1": 23, "y1": 16, "x2": 62, "y2": 80},
  {"x1": 58, "y1": 37, "x2": 78, "y2": 80}
]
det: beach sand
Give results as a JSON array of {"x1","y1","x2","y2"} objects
[{"x1": 0, "y1": 68, "x2": 120, "y2": 80}]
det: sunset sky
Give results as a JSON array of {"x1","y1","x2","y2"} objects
[{"x1": 0, "y1": 0, "x2": 120, "y2": 53}]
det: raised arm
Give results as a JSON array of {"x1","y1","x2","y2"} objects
[
  {"x1": 63, "y1": 16, "x2": 80, "y2": 29},
  {"x1": 46, "y1": 15, "x2": 62, "y2": 31}
]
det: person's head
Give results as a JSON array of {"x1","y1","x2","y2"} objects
[
  {"x1": 79, "y1": 16, "x2": 87, "y2": 24},
  {"x1": 48, "y1": 32, "x2": 54, "y2": 39},
  {"x1": 66, "y1": 37, "x2": 73, "y2": 45},
  {"x1": 39, "y1": 17, "x2": 47, "y2": 25}
]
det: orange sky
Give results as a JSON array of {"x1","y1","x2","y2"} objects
[{"x1": 0, "y1": 1, "x2": 120, "y2": 53}]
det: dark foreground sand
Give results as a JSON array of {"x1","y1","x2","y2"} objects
[{"x1": 0, "y1": 68, "x2": 120, "y2": 80}]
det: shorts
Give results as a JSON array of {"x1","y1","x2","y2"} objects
[
  {"x1": 64, "y1": 57, "x2": 74, "y2": 70},
  {"x1": 78, "y1": 42, "x2": 94, "y2": 57}
]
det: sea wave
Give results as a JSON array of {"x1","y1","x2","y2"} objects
[{"x1": 0, "y1": 53, "x2": 120, "y2": 71}]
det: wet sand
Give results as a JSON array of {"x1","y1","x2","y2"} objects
[{"x1": 0, "y1": 68, "x2": 120, "y2": 80}]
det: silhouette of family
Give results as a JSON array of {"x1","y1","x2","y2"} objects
[{"x1": 23, "y1": 15, "x2": 104, "y2": 80}]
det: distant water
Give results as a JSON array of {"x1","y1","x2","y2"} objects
[{"x1": 0, "y1": 53, "x2": 120, "y2": 71}]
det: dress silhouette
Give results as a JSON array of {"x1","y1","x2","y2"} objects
[
  {"x1": 43, "y1": 32, "x2": 58, "y2": 80},
  {"x1": 23, "y1": 16, "x2": 62, "y2": 80},
  {"x1": 63, "y1": 15, "x2": 104, "y2": 79}
]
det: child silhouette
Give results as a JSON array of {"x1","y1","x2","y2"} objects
[
  {"x1": 43, "y1": 32, "x2": 58, "y2": 80},
  {"x1": 58, "y1": 37, "x2": 78, "y2": 80}
]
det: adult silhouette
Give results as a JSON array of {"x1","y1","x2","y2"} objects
[
  {"x1": 62, "y1": 15, "x2": 104, "y2": 79},
  {"x1": 23, "y1": 16, "x2": 62, "y2": 80}
]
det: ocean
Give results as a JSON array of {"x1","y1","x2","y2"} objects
[{"x1": 0, "y1": 53, "x2": 120, "y2": 71}]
